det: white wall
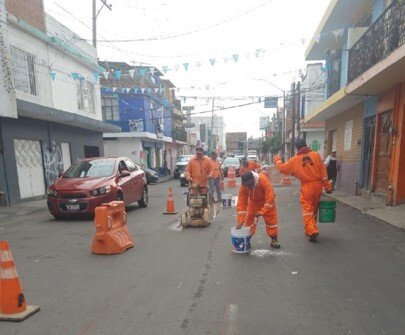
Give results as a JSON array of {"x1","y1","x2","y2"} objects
[
  {"x1": 103, "y1": 138, "x2": 144, "y2": 165},
  {"x1": 4, "y1": 12, "x2": 102, "y2": 120},
  {"x1": 302, "y1": 63, "x2": 326, "y2": 116},
  {"x1": 305, "y1": 131, "x2": 325, "y2": 158}
]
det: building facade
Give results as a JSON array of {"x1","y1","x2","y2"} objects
[
  {"x1": 0, "y1": 0, "x2": 117, "y2": 205},
  {"x1": 305, "y1": 0, "x2": 405, "y2": 205}
]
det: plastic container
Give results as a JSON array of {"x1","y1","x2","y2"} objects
[
  {"x1": 319, "y1": 200, "x2": 336, "y2": 223},
  {"x1": 222, "y1": 194, "x2": 232, "y2": 207},
  {"x1": 182, "y1": 190, "x2": 189, "y2": 203},
  {"x1": 231, "y1": 227, "x2": 251, "y2": 253},
  {"x1": 231, "y1": 196, "x2": 238, "y2": 207}
]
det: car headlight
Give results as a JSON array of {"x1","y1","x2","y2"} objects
[
  {"x1": 91, "y1": 186, "x2": 112, "y2": 196},
  {"x1": 47, "y1": 188, "x2": 57, "y2": 196}
]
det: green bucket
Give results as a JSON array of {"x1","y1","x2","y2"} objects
[{"x1": 318, "y1": 200, "x2": 336, "y2": 223}]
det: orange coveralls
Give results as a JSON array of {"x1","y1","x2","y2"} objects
[
  {"x1": 273, "y1": 148, "x2": 332, "y2": 236},
  {"x1": 240, "y1": 160, "x2": 261, "y2": 175},
  {"x1": 185, "y1": 155, "x2": 213, "y2": 190},
  {"x1": 237, "y1": 173, "x2": 278, "y2": 237}
]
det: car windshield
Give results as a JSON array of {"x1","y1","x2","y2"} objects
[
  {"x1": 63, "y1": 159, "x2": 115, "y2": 178},
  {"x1": 223, "y1": 158, "x2": 240, "y2": 165},
  {"x1": 177, "y1": 156, "x2": 193, "y2": 162}
]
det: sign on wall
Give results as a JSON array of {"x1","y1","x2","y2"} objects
[
  {"x1": 259, "y1": 116, "x2": 269, "y2": 130},
  {"x1": 344, "y1": 120, "x2": 353, "y2": 151}
]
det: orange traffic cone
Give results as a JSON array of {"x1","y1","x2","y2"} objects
[
  {"x1": 226, "y1": 165, "x2": 237, "y2": 188},
  {"x1": 0, "y1": 241, "x2": 40, "y2": 322},
  {"x1": 163, "y1": 187, "x2": 178, "y2": 214}
]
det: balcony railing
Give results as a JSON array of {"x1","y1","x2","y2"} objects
[
  {"x1": 326, "y1": 49, "x2": 342, "y2": 98},
  {"x1": 172, "y1": 128, "x2": 187, "y2": 142},
  {"x1": 348, "y1": 0, "x2": 405, "y2": 83}
]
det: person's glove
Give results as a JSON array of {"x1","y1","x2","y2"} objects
[
  {"x1": 273, "y1": 155, "x2": 282, "y2": 165},
  {"x1": 326, "y1": 188, "x2": 333, "y2": 194},
  {"x1": 323, "y1": 180, "x2": 333, "y2": 194}
]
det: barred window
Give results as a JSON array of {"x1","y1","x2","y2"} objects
[
  {"x1": 10, "y1": 46, "x2": 37, "y2": 96},
  {"x1": 102, "y1": 96, "x2": 120, "y2": 121},
  {"x1": 77, "y1": 80, "x2": 95, "y2": 113}
]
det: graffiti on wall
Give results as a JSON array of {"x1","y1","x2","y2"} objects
[{"x1": 42, "y1": 141, "x2": 63, "y2": 187}]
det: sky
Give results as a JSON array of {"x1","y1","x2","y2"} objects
[{"x1": 44, "y1": 0, "x2": 330, "y2": 138}]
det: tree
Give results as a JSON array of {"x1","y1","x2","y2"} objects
[{"x1": 261, "y1": 134, "x2": 282, "y2": 154}]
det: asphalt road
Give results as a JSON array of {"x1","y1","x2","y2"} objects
[{"x1": 1, "y1": 179, "x2": 405, "y2": 335}]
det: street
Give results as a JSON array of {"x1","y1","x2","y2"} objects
[{"x1": 1, "y1": 180, "x2": 405, "y2": 335}]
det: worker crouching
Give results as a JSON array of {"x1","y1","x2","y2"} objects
[{"x1": 236, "y1": 171, "x2": 280, "y2": 249}]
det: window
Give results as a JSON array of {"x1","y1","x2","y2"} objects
[
  {"x1": 125, "y1": 159, "x2": 138, "y2": 172},
  {"x1": 344, "y1": 120, "x2": 353, "y2": 151},
  {"x1": 77, "y1": 80, "x2": 95, "y2": 113},
  {"x1": 10, "y1": 46, "x2": 37, "y2": 95},
  {"x1": 102, "y1": 96, "x2": 120, "y2": 121}
]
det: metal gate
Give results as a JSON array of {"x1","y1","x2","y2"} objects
[
  {"x1": 375, "y1": 111, "x2": 393, "y2": 193},
  {"x1": 362, "y1": 116, "x2": 375, "y2": 190},
  {"x1": 14, "y1": 139, "x2": 46, "y2": 199}
]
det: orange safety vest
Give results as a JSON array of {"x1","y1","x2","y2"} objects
[{"x1": 185, "y1": 156, "x2": 213, "y2": 187}]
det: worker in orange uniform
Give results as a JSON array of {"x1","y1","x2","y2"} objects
[
  {"x1": 273, "y1": 139, "x2": 333, "y2": 242},
  {"x1": 239, "y1": 157, "x2": 261, "y2": 175},
  {"x1": 208, "y1": 151, "x2": 223, "y2": 202},
  {"x1": 236, "y1": 171, "x2": 280, "y2": 249},
  {"x1": 185, "y1": 146, "x2": 213, "y2": 194}
]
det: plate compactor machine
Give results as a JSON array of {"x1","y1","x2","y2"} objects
[{"x1": 181, "y1": 185, "x2": 213, "y2": 227}]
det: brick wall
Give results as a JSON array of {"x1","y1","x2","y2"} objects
[
  {"x1": 6, "y1": 0, "x2": 45, "y2": 32},
  {"x1": 325, "y1": 103, "x2": 363, "y2": 194}
]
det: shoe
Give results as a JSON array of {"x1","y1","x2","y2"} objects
[
  {"x1": 270, "y1": 236, "x2": 281, "y2": 249},
  {"x1": 309, "y1": 233, "x2": 319, "y2": 243}
]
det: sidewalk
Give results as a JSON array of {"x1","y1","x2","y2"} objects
[{"x1": 326, "y1": 190, "x2": 405, "y2": 231}]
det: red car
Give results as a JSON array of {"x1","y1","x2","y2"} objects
[{"x1": 47, "y1": 157, "x2": 148, "y2": 218}]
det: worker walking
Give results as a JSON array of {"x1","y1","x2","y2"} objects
[
  {"x1": 208, "y1": 152, "x2": 222, "y2": 202},
  {"x1": 185, "y1": 146, "x2": 213, "y2": 193},
  {"x1": 236, "y1": 171, "x2": 280, "y2": 249},
  {"x1": 324, "y1": 150, "x2": 338, "y2": 190},
  {"x1": 273, "y1": 139, "x2": 333, "y2": 242}
]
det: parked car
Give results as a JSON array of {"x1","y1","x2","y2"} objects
[
  {"x1": 174, "y1": 155, "x2": 194, "y2": 179},
  {"x1": 142, "y1": 167, "x2": 159, "y2": 184},
  {"x1": 222, "y1": 157, "x2": 241, "y2": 177},
  {"x1": 179, "y1": 171, "x2": 189, "y2": 187},
  {"x1": 47, "y1": 157, "x2": 148, "y2": 218}
]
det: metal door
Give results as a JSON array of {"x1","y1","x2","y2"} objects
[
  {"x1": 14, "y1": 139, "x2": 46, "y2": 199},
  {"x1": 362, "y1": 116, "x2": 375, "y2": 190},
  {"x1": 375, "y1": 111, "x2": 393, "y2": 193}
]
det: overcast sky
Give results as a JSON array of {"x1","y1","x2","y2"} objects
[{"x1": 44, "y1": 0, "x2": 330, "y2": 137}]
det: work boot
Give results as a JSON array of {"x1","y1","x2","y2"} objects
[
  {"x1": 309, "y1": 233, "x2": 319, "y2": 243},
  {"x1": 270, "y1": 236, "x2": 281, "y2": 249}
]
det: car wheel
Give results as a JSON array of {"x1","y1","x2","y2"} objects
[
  {"x1": 138, "y1": 187, "x2": 148, "y2": 208},
  {"x1": 52, "y1": 214, "x2": 63, "y2": 220}
]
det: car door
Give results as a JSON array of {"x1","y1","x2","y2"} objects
[
  {"x1": 125, "y1": 159, "x2": 143, "y2": 200},
  {"x1": 117, "y1": 160, "x2": 136, "y2": 204}
]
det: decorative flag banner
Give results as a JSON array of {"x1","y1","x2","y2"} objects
[
  {"x1": 71, "y1": 72, "x2": 79, "y2": 80},
  {"x1": 255, "y1": 49, "x2": 262, "y2": 57},
  {"x1": 113, "y1": 87, "x2": 117, "y2": 92},
  {"x1": 223, "y1": 57, "x2": 229, "y2": 63},
  {"x1": 162, "y1": 66, "x2": 168, "y2": 74},
  {"x1": 174, "y1": 65, "x2": 179, "y2": 71},
  {"x1": 232, "y1": 54, "x2": 239, "y2": 63},
  {"x1": 49, "y1": 71, "x2": 56, "y2": 81},
  {"x1": 139, "y1": 68, "x2": 147, "y2": 77},
  {"x1": 141, "y1": 88, "x2": 146, "y2": 93},
  {"x1": 332, "y1": 28, "x2": 344, "y2": 41},
  {"x1": 154, "y1": 88, "x2": 159, "y2": 93},
  {"x1": 129, "y1": 69, "x2": 136, "y2": 78},
  {"x1": 126, "y1": 88, "x2": 131, "y2": 93},
  {"x1": 93, "y1": 72, "x2": 100, "y2": 81},
  {"x1": 151, "y1": 76, "x2": 156, "y2": 84},
  {"x1": 205, "y1": 85, "x2": 210, "y2": 90},
  {"x1": 195, "y1": 61, "x2": 202, "y2": 68},
  {"x1": 78, "y1": 76, "x2": 85, "y2": 81},
  {"x1": 115, "y1": 70, "x2": 122, "y2": 80},
  {"x1": 209, "y1": 58, "x2": 216, "y2": 66},
  {"x1": 103, "y1": 71, "x2": 110, "y2": 79},
  {"x1": 121, "y1": 88, "x2": 126, "y2": 93},
  {"x1": 183, "y1": 63, "x2": 189, "y2": 71}
]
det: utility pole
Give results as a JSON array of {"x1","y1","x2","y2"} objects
[
  {"x1": 210, "y1": 97, "x2": 215, "y2": 152},
  {"x1": 282, "y1": 90, "x2": 286, "y2": 159},
  {"x1": 290, "y1": 82, "x2": 296, "y2": 157},
  {"x1": 296, "y1": 81, "x2": 301, "y2": 140},
  {"x1": 92, "y1": 0, "x2": 112, "y2": 48}
]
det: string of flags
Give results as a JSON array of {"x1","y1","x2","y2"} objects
[{"x1": 314, "y1": 28, "x2": 345, "y2": 44}]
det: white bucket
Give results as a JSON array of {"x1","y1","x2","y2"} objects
[
  {"x1": 231, "y1": 227, "x2": 251, "y2": 253},
  {"x1": 182, "y1": 190, "x2": 189, "y2": 202},
  {"x1": 222, "y1": 194, "x2": 232, "y2": 207},
  {"x1": 231, "y1": 196, "x2": 238, "y2": 207}
]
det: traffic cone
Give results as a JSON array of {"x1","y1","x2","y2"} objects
[
  {"x1": 163, "y1": 187, "x2": 178, "y2": 214},
  {"x1": 0, "y1": 241, "x2": 40, "y2": 322},
  {"x1": 226, "y1": 165, "x2": 237, "y2": 188}
]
